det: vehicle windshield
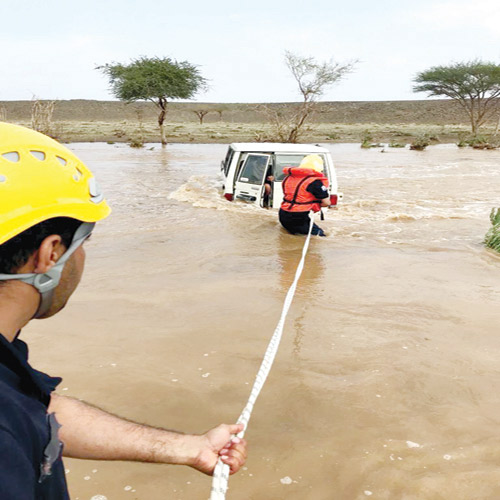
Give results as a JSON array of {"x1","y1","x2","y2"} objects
[
  {"x1": 274, "y1": 154, "x2": 327, "y2": 181},
  {"x1": 238, "y1": 154, "x2": 269, "y2": 184}
]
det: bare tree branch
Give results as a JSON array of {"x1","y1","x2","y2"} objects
[{"x1": 261, "y1": 51, "x2": 356, "y2": 143}]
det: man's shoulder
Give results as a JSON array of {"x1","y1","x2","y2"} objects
[
  {"x1": 306, "y1": 179, "x2": 329, "y2": 197},
  {"x1": 308, "y1": 178, "x2": 327, "y2": 186},
  {"x1": 0, "y1": 335, "x2": 62, "y2": 404}
]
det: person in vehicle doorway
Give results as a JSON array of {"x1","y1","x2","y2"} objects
[
  {"x1": 279, "y1": 154, "x2": 331, "y2": 236},
  {"x1": 0, "y1": 123, "x2": 247, "y2": 500},
  {"x1": 263, "y1": 165, "x2": 274, "y2": 208}
]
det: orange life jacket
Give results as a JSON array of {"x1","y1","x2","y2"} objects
[{"x1": 280, "y1": 167, "x2": 329, "y2": 213}]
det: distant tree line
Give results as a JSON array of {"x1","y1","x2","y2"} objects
[{"x1": 96, "y1": 53, "x2": 500, "y2": 145}]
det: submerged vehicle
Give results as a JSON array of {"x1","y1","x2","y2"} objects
[{"x1": 220, "y1": 143, "x2": 341, "y2": 209}]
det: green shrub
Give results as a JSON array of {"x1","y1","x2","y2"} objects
[
  {"x1": 485, "y1": 208, "x2": 500, "y2": 252},
  {"x1": 128, "y1": 137, "x2": 144, "y2": 148},
  {"x1": 470, "y1": 135, "x2": 499, "y2": 149},
  {"x1": 360, "y1": 130, "x2": 383, "y2": 148},
  {"x1": 389, "y1": 142, "x2": 406, "y2": 148},
  {"x1": 457, "y1": 134, "x2": 499, "y2": 149},
  {"x1": 410, "y1": 135, "x2": 430, "y2": 151},
  {"x1": 360, "y1": 130, "x2": 373, "y2": 148}
]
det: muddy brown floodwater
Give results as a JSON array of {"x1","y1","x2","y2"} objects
[{"x1": 25, "y1": 143, "x2": 500, "y2": 500}]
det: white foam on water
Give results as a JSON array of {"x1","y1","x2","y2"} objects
[
  {"x1": 168, "y1": 175, "x2": 278, "y2": 220},
  {"x1": 406, "y1": 441, "x2": 421, "y2": 448}
]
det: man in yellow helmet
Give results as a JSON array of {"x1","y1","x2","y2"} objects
[
  {"x1": 279, "y1": 154, "x2": 331, "y2": 237},
  {"x1": 0, "y1": 123, "x2": 247, "y2": 499}
]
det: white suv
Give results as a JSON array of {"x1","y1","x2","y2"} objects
[{"x1": 221, "y1": 142, "x2": 341, "y2": 209}]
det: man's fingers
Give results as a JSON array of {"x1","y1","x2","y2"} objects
[
  {"x1": 219, "y1": 437, "x2": 247, "y2": 473},
  {"x1": 221, "y1": 453, "x2": 246, "y2": 474},
  {"x1": 227, "y1": 448, "x2": 246, "y2": 467},
  {"x1": 219, "y1": 438, "x2": 247, "y2": 469},
  {"x1": 230, "y1": 439, "x2": 247, "y2": 460},
  {"x1": 227, "y1": 423, "x2": 244, "y2": 436}
]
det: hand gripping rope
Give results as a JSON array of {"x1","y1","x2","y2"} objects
[{"x1": 210, "y1": 214, "x2": 316, "y2": 500}]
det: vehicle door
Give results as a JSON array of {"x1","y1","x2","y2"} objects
[
  {"x1": 221, "y1": 147, "x2": 235, "y2": 176},
  {"x1": 233, "y1": 154, "x2": 271, "y2": 204}
]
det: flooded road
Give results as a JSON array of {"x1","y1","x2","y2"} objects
[{"x1": 25, "y1": 143, "x2": 500, "y2": 500}]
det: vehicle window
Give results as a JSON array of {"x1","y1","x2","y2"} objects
[
  {"x1": 274, "y1": 154, "x2": 327, "y2": 181},
  {"x1": 238, "y1": 155, "x2": 269, "y2": 185},
  {"x1": 223, "y1": 148, "x2": 235, "y2": 176}
]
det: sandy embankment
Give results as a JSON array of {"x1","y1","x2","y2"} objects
[{"x1": 2, "y1": 98, "x2": 486, "y2": 144}]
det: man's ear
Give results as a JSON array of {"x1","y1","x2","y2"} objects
[{"x1": 33, "y1": 235, "x2": 66, "y2": 274}]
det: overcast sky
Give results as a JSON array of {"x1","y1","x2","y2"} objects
[{"x1": 1, "y1": 0, "x2": 499, "y2": 103}]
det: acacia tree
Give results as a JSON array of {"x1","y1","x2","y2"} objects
[
  {"x1": 99, "y1": 57, "x2": 207, "y2": 145},
  {"x1": 259, "y1": 51, "x2": 355, "y2": 143},
  {"x1": 213, "y1": 104, "x2": 229, "y2": 121},
  {"x1": 192, "y1": 109, "x2": 211, "y2": 124},
  {"x1": 413, "y1": 60, "x2": 500, "y2": 136}
]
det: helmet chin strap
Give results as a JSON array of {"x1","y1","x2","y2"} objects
[{"x1": 0, "y1": 222, "x2": 95, "y2": 318}]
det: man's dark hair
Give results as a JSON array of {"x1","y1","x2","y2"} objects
[{"x1": 0, "y1": 217, "x2": 82, "y2": 274}]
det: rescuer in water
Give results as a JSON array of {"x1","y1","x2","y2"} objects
[
  {"x1": 0, "y1": 122, "x2": 247, "y2": 499},
  {"x1": 279, "y1": 154, "x2": 331, "y2": 236}
]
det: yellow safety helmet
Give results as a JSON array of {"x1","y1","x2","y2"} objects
[
  {"x1": 0, "y1": 122, "x2": 111, "y2": 245},
  {"x1": 299, "y1": 154, "x2": 324, "y2": 173}
]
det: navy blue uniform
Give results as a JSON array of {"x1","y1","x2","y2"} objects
[{"x1": 0, "y1": 334, "x2": 69, "y2": 499}]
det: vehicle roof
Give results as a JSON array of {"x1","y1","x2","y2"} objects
[{"x1": 229, "y1": 142, "x2": 330, "y2": 153}]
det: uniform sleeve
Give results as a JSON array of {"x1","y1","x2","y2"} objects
[
  {"x1": 0, "y1": 427, "x2": 36, "y2": 500},
  {"x1": 306, "y1": 179, "x2": 329, "y2": 199}
]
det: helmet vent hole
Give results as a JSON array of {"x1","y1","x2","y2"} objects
[
  {"x1": 73, "y1": 168, "x2": 83, "y2": 181},
  {"x1": 56, "y1": 156, "x2": 67, "y2": 166},
  {"x1": 2, "y1": 152, "x2": 20, "y2": 162},
  {"x1": 30, "y1": 150, "x2": 46, "y2": 161},
  {"x1": 0, "y1": 175, "x2": 6, "y2": 182}
]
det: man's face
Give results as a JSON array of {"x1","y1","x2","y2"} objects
[{"x1": 37, "y1": 245, "x2": 86, "y2": 318}]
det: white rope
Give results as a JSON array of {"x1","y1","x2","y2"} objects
[{"x1": 210, "y1": 213, "x2": 316, "y2": 500}]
